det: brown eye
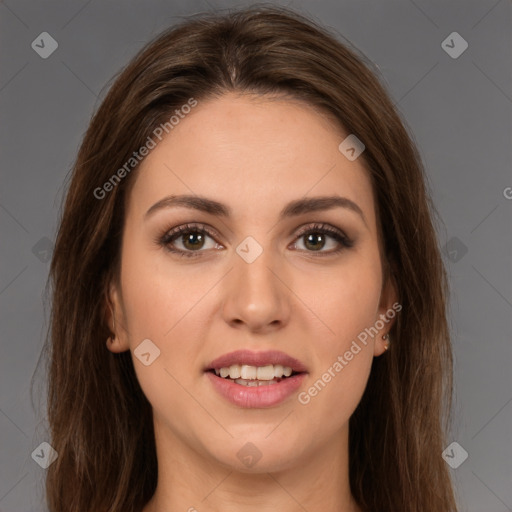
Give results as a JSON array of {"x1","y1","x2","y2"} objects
[
  {"x1": 293, "y1": 223, "x2": 353, "y2": 255},
  {"x1": 159, "y1": 223, "x2": 221, "y2": 257},
  {"x1": 179, "y1": 231, "x2": 207, "y2": 251},
  {"x1": 302, "y1": 232, "x2": 328, "y2": 251}
]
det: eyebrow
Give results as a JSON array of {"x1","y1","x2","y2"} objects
[{"x1": 145, "y1": 194, "x2": 367, "y2": 226}]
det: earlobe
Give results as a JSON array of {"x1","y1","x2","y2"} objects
[
  {"x1": 105, "y1": 314, "x2": 120, "y2": 352},
  {"x1": 374, "y1": 268, "x2": 399, "y2": 357},
  {"x1": 105, "y1": 281, "x2": 130, "y2": 353},
  {"x1": 374, "y1": 332, "x2": 391, "y2": 357}
]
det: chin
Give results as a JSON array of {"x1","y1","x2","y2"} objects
[{"x1": 205, "y1": 435, "x2": 302, "y2": 474}]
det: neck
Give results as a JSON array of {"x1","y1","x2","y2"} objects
[{"x1": 142, "y1": 415, "x2": 362, "y2": 512}]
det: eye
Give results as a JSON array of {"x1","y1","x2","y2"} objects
[
  {"x1": 291, "y1": 223, "x2": 353, "y2": 255},
  {"x1": 157, "y1": 222, "x2": 353, "y2": 258},
  {"x1": 158, "y1": 223, "x2": 222, "y2": 258}
]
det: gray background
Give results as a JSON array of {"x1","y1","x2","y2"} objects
[{"x1": 0, "y1": 0, "x2": 511, "y2": 510}]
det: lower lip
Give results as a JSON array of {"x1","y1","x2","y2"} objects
[{"x1": 205, "y1": 371, "x2": 307, "y2": 408}]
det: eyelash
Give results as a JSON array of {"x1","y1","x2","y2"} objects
[{"x1": 157, "y1": 222, "x2": 354, "y2": 258}]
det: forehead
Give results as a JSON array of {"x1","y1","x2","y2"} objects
[{"x1": 126, "y1": 93, "x2": 376, "y2": 229}]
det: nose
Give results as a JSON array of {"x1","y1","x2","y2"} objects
[{"x1": 221, "y1": 244, "x2": 291, "y2": 334}]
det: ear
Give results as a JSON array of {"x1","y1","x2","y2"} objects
[
  {"x1": 105, "y1": 278, "x2": 130, "y2": 354},
  {"x1": 373, "y1": 268, "x2": 399, "y2": 357}
]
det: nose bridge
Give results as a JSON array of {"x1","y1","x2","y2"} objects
[{"x1": 222, "y1": 236, "x2": 290, "y2": 330}]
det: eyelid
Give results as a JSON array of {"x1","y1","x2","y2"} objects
[
  {"x1": 167, "y1": 222, "x2": 219, "y2": 240},
  {"x1": 291, "y1": 222, "x2": 354, "y2": 253},
  {"x1": 294, "y1": 222, "x2": 346, "y2": 238},
  {"x1": 158, "y1": 221, "x2": 353, "y2": 256},
  {"x1": 157, "y1": 222, "x2": 223, "y2": 251}
]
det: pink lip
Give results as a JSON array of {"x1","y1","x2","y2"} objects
[
  {"x1": 205, "y1": 371, "x2": 307, "y2": 408},
  {"x1": 205, "y1": 349, "x2": 308, "y2": 373},
  {"x1": 204, "y1": 349, "x2": 308, "y2": 408}
]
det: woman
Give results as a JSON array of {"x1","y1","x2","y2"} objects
[{"x1": 42, "y1": 5, "x2": 458, "y2": 511}]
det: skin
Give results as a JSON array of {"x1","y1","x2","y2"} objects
[{"x1": 107, "y1": 92, "x2": 397, "y2": 512}]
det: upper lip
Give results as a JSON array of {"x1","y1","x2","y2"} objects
[{"x1": 205, "y1": 349, "x2": 308, "y2": 373}]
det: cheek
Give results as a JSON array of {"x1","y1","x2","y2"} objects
[
  {"x1": 118, "y1": 244, "x2": 210, "y2": 390},
  {"x1": 295, "y1": 249, "x2": 381, "y2": 419},
  {"x1": 119, "y1": 240, "x2": 207, "y2": 340},
  {"x1": 297, "y1": 348, "x2": 372, "y2": 444},
  {"x1": 304, "y1": 248, "x2": 383, "y2": 349},
  {"x1": 119, "y1": 252, "x2": 202, "y2": 428},
  {"x1": 297, "y1": 281, "x2": 378, "y2": 432}
]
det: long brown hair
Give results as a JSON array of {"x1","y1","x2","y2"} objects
[{"x1": 36, "y1": 5, "x2": 458, "y2": 511}]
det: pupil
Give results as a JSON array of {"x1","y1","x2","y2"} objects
[
  {"x1": 305, "y1": 233, "x2": 324, "y2": 251},
  {"x1": 184, "y1": 232, "x2": 204, "y2": 250}
]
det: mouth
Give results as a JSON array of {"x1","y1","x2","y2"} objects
[{"x1": 204, "y1": 350, "x2": 308, "y2": 408}]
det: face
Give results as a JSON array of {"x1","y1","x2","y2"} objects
[{"x1": 107, "y1": 92, "x2": 397, "y2": 473}]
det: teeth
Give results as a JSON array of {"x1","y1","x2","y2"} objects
[
  {"x1": 273, "y1": 364, "x2": 284, "y2": 378},
  {"x1": 213, "y1": 364, "x2": 295, "y2": 380},
  {"x1": 234, "y1": 378, "x2": 278, "y2": 386},
  {"x1": 240, "y1": 365, "x2": 257, "y2": 380},
  {"x1": 257, "y1": 365, "x2": 274, "y2": 380},
  {"x1": 229, "y1": 364, "x2": 241, "y2": 379}
]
